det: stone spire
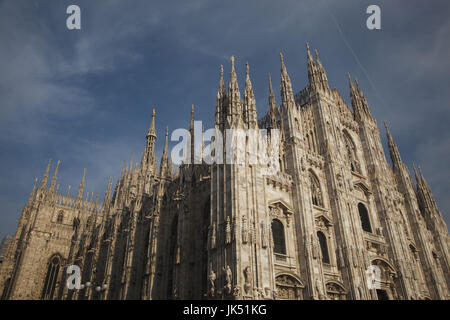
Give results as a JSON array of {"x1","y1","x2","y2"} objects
[
  {"x1": 355, "y1": 77, "x2": 372, "y2": 118},
  {"x1": 347, "y1": 72, "x2": 372, "y2": 121},
  {"x1": 268, "y1": 73, "x2": 278, "y2": 128},
  {"x1": 75, "y1": 168, "x2": 86, "y2": 208},
  {"x1": 243, "y1": 62, "x2": 258, "y2": 128},
  {"x1": 128, "y1": 153, "x2": 133, "y2": 177},
  {"x1": 414, "y1": 165, "x2": 440, "y2": 218},
  {"x1": 28, "y1": 178, "x2": 38, "y2": 204},
  {"x1": 49, "y1": 160, "x2": 60, "y2": 193},
  {"x1": 215, "y1": 65, "x2": 226, "y2": 127},
  {"x1": 103, "y1": 176, "x2": 113, "y2": 214},
  {"x1": 314, "y1": 48, "x2": 329, "y2": 91},
  {"x1": 160, "y1": 127, "x2": 169, "y2": 177},
  {"x1": 39, "y1": 159, "x2": 52, "y2": 190},
  {"x1": 228, "y1": 56, "x2": 242, "y2": 122},
  {"x1": 147, "y1": 108, "x2": 156, "y2": 138},
  {"x1": 384, "y1": 122, "x2": 402, "y2": 169},
  {"x1": 280, "y1": 53, "x2": 295, "y2": 109},
  {"x1": 306, "y1": 42, "x2": 318, "y2": 90},
  {"x1": 142, "y1": 109, "x2": 157, "y2": 174}
]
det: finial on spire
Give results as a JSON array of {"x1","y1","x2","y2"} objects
[
  {"x1": 147, "y1": 108, "x2": 156, "y2": 138},
  {"x1": 231, "y1": 55, "x2": 235, "y2": 70},
  {"x1": 246, "y1": 62, "x2": 249, "y2": 76}
]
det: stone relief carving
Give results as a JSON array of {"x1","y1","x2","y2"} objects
[{"x1": 242, "y1": 217, "x2": 248, "y2": 244}]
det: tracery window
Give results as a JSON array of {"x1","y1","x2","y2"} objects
[
  {"x1": 309, "y1": 171, "x2": 323, "y2": 207},
  {"x1": 41, "y1": 255, "x2": 61, "y2": 300},
  {"x1": 272, "y1": 219, "x2": 286, "y2": 255}
]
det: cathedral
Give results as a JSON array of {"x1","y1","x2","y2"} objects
[{"x1": 0, "y1": 43, "x2": 448, "y2": 300}]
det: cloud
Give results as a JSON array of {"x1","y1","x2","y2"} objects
[{"x1": 0, "y1": 0, "x2": 449, "y2": 240}]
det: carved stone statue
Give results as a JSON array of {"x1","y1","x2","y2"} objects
[
  {"x1": 243, "y1": 266, "x2": 252, "y2": 294},
  {"x1": 224, "y1": 265, "x2": 232, "y2": 295},
  {"x1": 209, "y1": 268, "x2": 216, "y2": 297},
  {"x1": 315, "y1": 278, "x2": 326, "y2": 300}
]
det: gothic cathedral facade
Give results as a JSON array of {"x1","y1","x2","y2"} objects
[{"x1": 0, "y1": 44, "x2": 449, "y2": 300}]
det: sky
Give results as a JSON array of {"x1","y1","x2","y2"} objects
[{"x1": 0, "y1": 0, "x2": 449, "y2": 240}]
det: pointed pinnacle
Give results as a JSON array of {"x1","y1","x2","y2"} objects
[
  {"x1": 268, "y1": 73, "x2": 273, "y2": 93},
  {"x1": 50, "y1": 160, "x2": 61, "y2": 191},
  {"x1": 306, "y1": 42, "x2": 314, "y2": 61},
  {"x1": 81, "y1": 168, "x2": 86, "y2": 185},
  {"x1": 220, "y1": 64, "x2": 225, "y2": 85},
  {"x1": 347, "y1": 72, "x2": 355, "y2": 90},
  {"x1": 40, "y1": 158, "x2": 52, "y2": 189}
]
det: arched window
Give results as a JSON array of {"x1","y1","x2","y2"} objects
[
  {"x1": 343, "y1": 132, "x2": 361, "y2": 173},
  {"x1": 57, "y1": 211, "x2": 64, "y2": 224},
  {"x1": 272, "y1": 219, "x2": 286, "y2": 255},
  {"x1": 358, "y1": 203, "x2": 372, "y2": 233},
  {"x1": 317, "y1": 231, "x2": 330, "y2": 264},
  {"x1": 309, "y1": 171, "x2": 323, "y2": 207},
  {"x1": 41, "y1": 255, "x2": 61, "y2": 300}
]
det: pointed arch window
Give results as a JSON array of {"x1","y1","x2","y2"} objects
[
  {"x1": 272, "y1": 219, "x2": 286, "y2": 255},
  {"x1": 358, "y1": 203, "x2": 372, "y2": 233},
  {"x1": 317, "y1": 231, "x2": 330, "y2": 264},
  {"x1": 41, "y1": 255, "x2": 61, "y2": 300},
  {"x1": 343, "y1": 132, "x2": 361, "y2": 174},
  {"x1": 309, "y1": 171, "x2": 323, "y2": 207}
]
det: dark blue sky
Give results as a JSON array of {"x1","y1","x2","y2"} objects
[{"x1": 1, "y1": 0, "x2": 449, "y2": 239}]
